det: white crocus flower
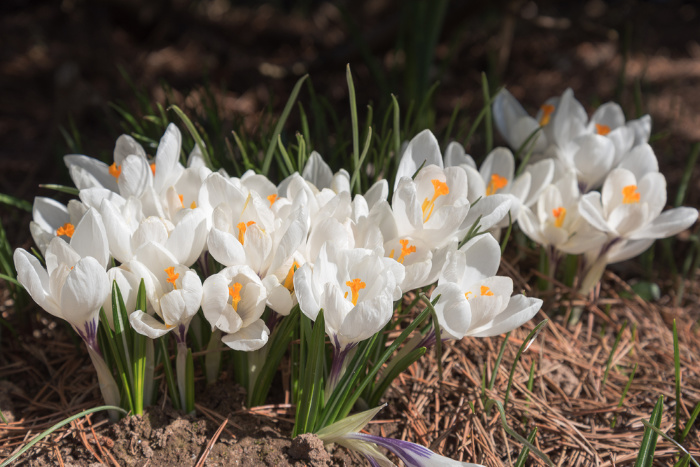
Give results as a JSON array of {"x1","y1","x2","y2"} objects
[
  {"x1": 201, "y1": 265, "x2": 270, "y2": 351},
  {"x1": 100, "y1": 197, "x2": 207, "y2": 267},
  {"x1": 394, "y1": 129, "x2": 444, "y2": 186},
  {"x1": 128, "y1": 243, "x2": 203, "y2": 341},
  {"x1": 578, "y1": 168, "x2": 698, "y2": 292},
  {"x1": 301, "y1": 151, "x2": 351, "y2": 194},
  {"x1": 294, "y1": 243, "x2": 404, "y2": 388},
  {"x1": 518, "y1": 171, "x2": 607, "y2": 256},
  {"x1": 317, "y1": 405, "x2": 484, "y2": 467},
  {"x1": 429, "y1": 235, "x2": 542, "y2": 340},
  {"x1": 14, "y1": 242, "x2": 119, "y2": 412},
  {"x1": 492, "y1": 88, "x2": 559, "y2": 154},
  {"x1": 465, "y1": 147, "x2": 554, "y2": 231},
  {"x1": 392, "y1": 164, "x2": 470, "y2": 247},
  {"x1": 30, "y1": 197, "x2": 87, "y2": 254}
]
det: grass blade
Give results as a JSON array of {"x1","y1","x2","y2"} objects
[
  {"x1": 0, "y1": 406, "x2": 128, "y2": 467},
  {"x1": 634, "y1": 395, "x2": 664, "y2": 467},
  {"x1": 261, "y1": 74, "x2": 308, "y2": 175}
]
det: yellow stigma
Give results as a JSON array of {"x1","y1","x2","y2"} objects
[
  {"x1": 485, "y1": 173, "x2": 508, "y2": 196},
  {"x1": 396, "y1": 239, "x2": 416, "y2": 264},
  {"x1": 622, "y1": 185, "x2": 640, "y2": 204},
  {"x1": 165, "y1": 267, "x2": 179, "y2": 289},
  {"x1": 539, "y1": 104, "x2": 555, "y2": 126},
  {"x1": 237, "y1": 220, "x2": 256, "y2": 245},
  {"x1": 150, "y1": 162, "x2": 156, "y2": 176},
  {"x1": 190, "y1": 201, "x2": 197, "y2": 209},
  {"x1": 552, "y1": 206, "x2": 567, "y2": 228},
  {"x1": 283, "y1": 261, "x2": 300, "y2": 292},
  {"x1": 480, "y1": 285, "x2": 494, "y2": 296},
  {"x1": 595, "y1": 123, "x2": 611, "y2": 136},
  {"x1": 56, "y1": 222, "x2": 75, "y2": 238},
  {"x1": 109, "y1": 162, "x2": 122, "y2": 180},
  {"x1": 228, "y1": 282, "x2": 243, "y2": 311},
  {"x1": 421, "y1": 179, "x2": 449, "y2": 223},
  {"x1": 267, "y1": 194, "x2": 278, "y2": 207},
  {"x1": 344, "y1": 278, "x2": 366, "y2": 306}
]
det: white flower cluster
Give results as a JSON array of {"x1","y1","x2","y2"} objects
[
  {"x1": 15, "y1": 123, "x2": 544, "y2": 360},
  {"x1": 478, "y1": 88, "x2": 698, "y2": 290}
]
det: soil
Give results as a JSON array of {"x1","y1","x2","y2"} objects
[{"x1": 17, "y1": 375, "x2": 355, "y2": 466}]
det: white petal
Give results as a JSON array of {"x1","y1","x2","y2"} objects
[
  {"x1": 129, "y1": 310, "x2": 173, "y2": 339},
  {"x1": 71, "y1": 208, "x2": 110, "y2": 269},
  {"x1": 394, "y1": 129, "x2": 443, "y2": 187},
  {"x1": 60, "y1": 257, "x2": 109, "y2": 326},
  {"x1": 221, "y1": 319, "x2": 270, "y2": 351}
]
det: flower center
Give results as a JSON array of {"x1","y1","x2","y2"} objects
[
  {"x1": 237, "y1": 220, "x2": 256, "y2": 245},
  {"x1": 595, "y1": 123, "x2": 611, "y2": 136},
  {"x1": 622, "y1": 185, "x2": 640, "y2": 204},
  {"x1": 465, "y1": 285, "x2": 495, "y2": 300},
  {"x1": 56, "y1": 222, "x2": 75, "y2": 238},
  {"x1": 485, "y1": 173, "x2": 508, "y2": 196},
  {"x1": 344, "y1": 278, "x2": 366, "y2": 306},
  {"x1": 283, "y1": 261, "x2": 300, "y2": 292},
  {"x1": 396, "y1": 239, "x2": 416, "y2": 264},
  {"x1": 228, "y1": 282, "x2": 242, "y2": 311},
  {"x1": 539, "y1": 104, "x2": 555, "y2": 126},
  {"x1": 552, "y1": 206, "x2": 567, "y2": 228},
  {"x1": 165, "y1": 267, "x2": 179, "y2": 289},
  {"x1": 267, "y1": 194, "x2": 278, "y2": 207},
  {"x1": 109, "y1": 162, "x2": 122, "y2": 180},
  {"x1": 421, "y1": 179, "x2": 449, "y2": 223}
]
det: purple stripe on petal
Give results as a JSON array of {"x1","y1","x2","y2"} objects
[
  {"x1": 76, "y1": 318, "x2": 101, "y2": 354},
  {"x1": 347, "y1": 433, "x2": 432, "y2": 467},
  {"x1": 174, "y1": 324, "x2": 187, "y2": 344},
  {"x1": 365, "y1": 454, "x2": 381, "y2": 467}
]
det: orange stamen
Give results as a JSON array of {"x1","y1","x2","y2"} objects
[
  {"x1": 539, "y1": 104, "x2": 555, "y2": 126},
  {"x1": 485, "y1": 173, "x2": 508, "y2": 196},
  {"x1": 228, "y1": 282, "x2": 243, "y2": 311},
  {"x1": 190, "y1": 201, "x2": 197, "y2": 209},
  {"x1": 480, "y1": 285, "x2": 494, "y2": 296},
  {"x1": 56, "y1": 223, "x2": 75, "y2": 238},
  {"x1": 150, "y1": 162, "x2": 156, "y2": 176},
  {"x1": 464, "y1": 291, "x2": 473, "y2": 300},
  {"x1": 237, "y1": 220, "x2": 256, "y2": 245},
  {"x1": 396, "y1": 239, "x2": 416, "y2": 264},
  {"x1": 283, "y1": 261, "x2": 300, "y2": 292},
  {"x1": 552, "y1": 206, "x2": 567, "y2": 228},
  {"x1": 345, "y1": 278, "x2": 366, "y2": 306},
  {"x1": 178, "y1": 194, "x2": 184, "y2": 207},
  {"x1": 165, "y1": 267, "x2": 179, "y2": 289},
  {"x1": 267, "y1": 194, "x2": 278, "y2": 207},
  {"x1": 622, "y1": 185, "x2": 640, "y2": 204},
  {"x1": 421, "y1": 179, "x2": 450, "y2": 223},
  {"x1": 109, "y1": 162, "x2": 122, "y2": 180},
  {"x1": 595, "y1": 123, "x2": 611, "y2": 136}
]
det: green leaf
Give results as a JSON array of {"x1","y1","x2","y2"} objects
[
  {"x1": 634, "y1": 395, "x2": 664, "y2": 467},
  {"x1": 262, "y1": 74, "x2": 308, "y2": 175},
  {"x1": 0, "y1": 193, "x2": 31, "y2": 212},
  {"x1": 38, "y1": 184, "x2": 79, "y2": 196}
]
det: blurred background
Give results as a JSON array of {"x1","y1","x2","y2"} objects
[{"x1": 2, "y1": 0, "x2": 700, "y2": 223}]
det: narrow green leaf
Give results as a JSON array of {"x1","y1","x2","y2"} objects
[
  {"x1": 634, "y1": 395, "x2": 664, "y2": 467},
  {"x1": 0, "y1": 193, "x2": 31, "y2": 212},
  {"x1": 503, "y1": 320, "x2": 548, "y2": 408},
  {"x1": 673, "y1": 319, "x2": 682, "y2": 440},
  {"x1": 488, "y1": 332, "x2": 511, "y2": 391},
  {"x1": 0, "y1": 406, "x2": 128, "y2": 467},
  {"x1": 39, "y1": 184, "x2": 79, "y2": 196},
  {"x1": 602, "y1": 321, "x2": 628, "y2": 390},
  {"x1": 481, "y1": 72, "x2": 493, "y2": 153},
  {"x1": 158, "y1": 336, "x2": 181, "y2": 410},
  {"x1": 514, "y1": 427, "x2": 538, "y2": 467},
  {"x1": 262, "y1": 74, "x2": 308, "y2": 175},
  {"x1": 169, "y1": 105, "x2": 213, "y2": 168}
]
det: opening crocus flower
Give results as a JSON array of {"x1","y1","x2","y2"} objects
[
  {"x1": 294, "y1": 243, "x2": 404, "y2": 388},
  {"x1": 429, "y1": 234, "x2": 542, "y2": 341},
  {"x1": 202, "y1": 265, "x2": 270, "y2": 351},
  {"x1": 316, "y1": 405, "x2": 484, "y2": 467}
]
